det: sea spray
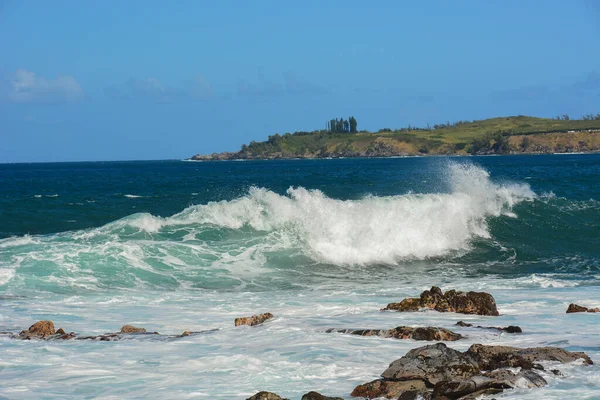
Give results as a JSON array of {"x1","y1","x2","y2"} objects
[{"x1": 0, "y1": 162, "x2": 537, "y2": 293}]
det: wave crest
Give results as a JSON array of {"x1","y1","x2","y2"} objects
[{"x1": 126, "y1": 162, "x2": 536, "y2": 264}]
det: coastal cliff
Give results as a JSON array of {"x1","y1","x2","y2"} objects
[{"x1": 190, "y1": 115, "x2": 600, "y2": 160}]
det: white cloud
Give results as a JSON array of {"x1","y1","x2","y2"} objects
[
  {"x1": 7, "y1": 69, "x2": 83, "y2": 103},
  {"x1": 106, "y1": 75, "x2": 213, "y2": 103}
]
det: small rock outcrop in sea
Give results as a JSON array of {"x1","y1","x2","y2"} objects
[
  {"x1": 120, "y1": 325, "x2": 147, "y2": 333},
  {"x1": 351, "y1": 342, "x2": 593, "y2": 399},
  {"x1": 7, "y1": 320, "x2": 224, "y2": 342},
  {"x1": 326, "y1": 326, "x2": 462, "y2": 341},
  {"x1": 455, "y1": 321, "x2": 522, "y2": 333},
  {"x1": 235, "y1": 312, "x2": 274, "y2": 327},
  {"x1": 567, "y1": 303, "x2": 600, "y2": 313},
  {"x1": 382, "y1": 286, "x2": 499, "y2": 316},
  {"x1": 246, "y1": 391, "x2": 288, "y2": 400},
  {"x1": 301, "y1": 391, "x2": 344, "y2": 400},
  {"x1": 19, "y1": 320, "x2": 56, "y2": 339}
]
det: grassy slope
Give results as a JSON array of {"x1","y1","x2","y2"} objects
[{"x1": 195, "y1": 116, "x2": 600, "y2": 159}]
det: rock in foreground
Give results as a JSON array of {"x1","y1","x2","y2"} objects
[
  {"x1": 382, "y1": 286, "x2": 499, "y2": 316},
  {"x1": 327, "y1": 326, "x2": 462, "y2": 341},
  {"x1": 351, "y1": 379, "x2": 428, "y2": 399},
  {"x1": 301, "y1": 391, "x2": 344, "y2": 400},
  {"x1": 246, "y1": 392, "x2": 288, "y2": 400},
  {"x1": 235, "y1": 312, "x2": 274, "y2": 327},
  {"x1": 352, "y1": 342, "x2": 593, "y2": 399},
  {"x1": 567, "y1": 303, "x2": 600, "y2": 313}
]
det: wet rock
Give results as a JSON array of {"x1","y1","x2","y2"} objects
[
  {"x1": 120, "y1": 325, "x2": 147, "y2": 333},
  {"x1": 382, "y1": 286, "x2": 499, "y2": 316},
  {"x1": 455, "y1": 321, "x2": 522, "y2": 333},
  {"x1": 466, "y1": 343, "x2": 594, "y2": 367},
  {"x1": 300, "y1": 391, "x2": 344, "y2": 400},
  {"x1": 235, "y1": 312, "x2": 274, "y2": 327},
  {"x1": 434, "y1": 369, "x2": 547, "y2": 399},
  {"x1": 381, "y1": 343, "x2": 480, "y2": 386},
  {"x1": 246, "y1": 392, "x2": 287, "y2": 400},
  {"x1": 484, "y1": 369, "x2": 547, "y2": 388},
  {"x1": 567, "y1": 303, "x2": 599, "y2": 313},
  {"x1": 354, "y1": 343, "x2": 592, "y2": 400},
  {"x1": 56, "y1": 328, "x2": 66, "y2": 335},
  {"x1": 327, "y1": 326, "x2": 462, "y2": 341},
  {"x1": 397, "y1": 390, "x2": 432, "y2": 400},
  {"x1": 19, "y1": 320, "x2": 56, "y2": 339},
  {"x1": 433, "y1": 375, "x2": 508, "y2": 399},
  {"x1": 350, "y1": 379, "x2": 428, "y2": 399}
]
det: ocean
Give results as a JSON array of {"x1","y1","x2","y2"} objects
[{"x1": 0, "y1": 155, "x2": 599, "y2": 399}]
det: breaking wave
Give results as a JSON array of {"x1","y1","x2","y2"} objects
[{"x1": 0, "y1": 162, "x2": 537, "y2": 292}]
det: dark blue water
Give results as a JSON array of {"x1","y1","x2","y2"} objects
[{"x1": 1, "y1": 155, "x2": 598, "y2": 239}]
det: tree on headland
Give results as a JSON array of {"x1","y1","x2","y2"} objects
[{"x1": 328, "y1": 116, "x2": 358, "y2": 133}]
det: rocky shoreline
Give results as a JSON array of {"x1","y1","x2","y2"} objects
[
  {"x1": 5, "y1": 286, "x2": 597, "y2": 399},
  {"x1": 188, "y1": 130, "x2": 600, "y2": 161}
]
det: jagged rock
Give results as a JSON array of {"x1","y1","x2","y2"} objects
[
  {"x1": 466, "y1": 344, "x2": 594, "y2": 368},
  {"x1": 433, "y1": 369, "x2": 547, "y2": 399},
  {"x1": 235, "y1": 312, "x2": 274, "y2": 327},
  {"x1": 350, "y1": 379, "x2": 428, "y2": 399},
  {"x1": 354, "y1": 343, "x2": 593, "y2": 400},
  {"x1": 398, "y1": 390, "x2": 432, "y2": 400},
  {"x1": 381, "y1": 343, "x2": 480, "y2": 386},
  {"x1": 246, "y1": 392, "x2": 287, "y2": 400},
  {"x1": 120, "y1": 325, "x2": 147, "y2": 333},
  {"x1": 326, "y1": 326, "x2": 462, "y2": 341},
  {"x1": 455, "y1": 321, "x2": 522, "y2": 333},
  {"x1": 300, "y1": 391, "x2": 344, "y2": 400},
  {"x1": 567, "y1": 303, "x2": 599, "y2": 313},
  {"x1": 382, "y1": 286, "x2": 499, "y2": 316},
  {"x1": 433, "y1": 375, "x2": 508, "y2": 399},
  {"x1": 19, "y1": 320, "x2": 56, "y2": 339},
  {"x1": 484, "y1": 369, "x2": 547, "y2": 388}
]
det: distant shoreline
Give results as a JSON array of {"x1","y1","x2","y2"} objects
[
  {"x1": 189, "y1": 115, "x2": 600, "y2": 161},
  {"x1": 184, "y1": 150, "x2": 600, "y2": 162}
]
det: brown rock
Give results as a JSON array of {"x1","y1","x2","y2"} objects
[
  {"x1": 235, "y1": 312, "x2": 274, "y2": 327},
  {"x1": 455, "y1": 321, "x2": 522, "y2": 333},
  {"x1": 467, "y1": 344, "x2": 594, "y2": 368},
  {"x1": 246, "y1": 392, "x2": 287, "y2": 400},
  {"x1": 327, "y1": 326, "x2": 462, "y2": 341},
  {"x1": 19, "y1": 320, "x2": 56, "y2": 338},
  {"x1": 120, "y1": 325, "x2": 147, "y2": 333},
  {"x1": 382, "y1": 297, "x2": 422, "y2": 312},
  {"x1": 567, "y1": 303, "x2": 600, "y2": 313},
  {"x1": 382, "y1": 286, "x2": 499, "y2": 316},
  {"x1": 56, "y1": 328, "x2": 66, "y2": 335},
  {"x1": 397, "y1": 390, "x2": 432, "y2": 400},
  {"x1": 353, "y1": 343, "x2": 592, "y2": 400},
  {"x1": 434, "y1": 369, "x2": 547, "y2": 399},
  {"x1": 300, "y1": 391, "x2": 344, "y2": 400},
  {"x1": 350, "y1": 379, "x2": 427, "y2": 399},
  {"x1": 381, "y1": 343, "x2": 480, "y2": 386}
]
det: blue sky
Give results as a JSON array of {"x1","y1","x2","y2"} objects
[{"x1": 1, "y1": 0, "x2": 600, "y2": 162}]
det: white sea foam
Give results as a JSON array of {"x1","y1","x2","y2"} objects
[{"x1": 115, "y1": 162, "x2": 535, "y2": 264}]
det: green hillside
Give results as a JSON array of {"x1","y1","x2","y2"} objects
[{"x1": 191, "y1": 115, "x2": 600, "y2": 160}]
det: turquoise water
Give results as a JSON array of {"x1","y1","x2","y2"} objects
[{"x1": 0, "y1": 155, "x2": 599, "y2": 399}]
